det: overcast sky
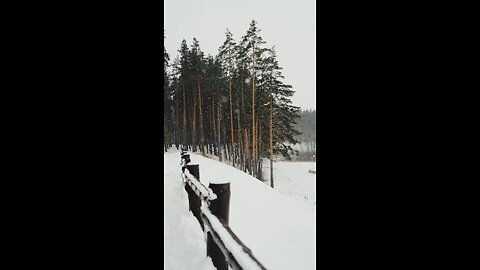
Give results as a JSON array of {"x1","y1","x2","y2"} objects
[{"x1": 164, "y1": 0, "x2": 316, "y2": 111}]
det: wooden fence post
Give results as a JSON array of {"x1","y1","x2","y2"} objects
[
  {"x1": 208, "y1": 183, "x2": 230, "y2": 224},
  {"x1": 207, "y1": 182, "x2": 231, "y2": 270},
  {"x1": 181, "y1": 152, "x2": 191, "y2": 172},
  {"x1": 185, "y1": 164, "x2": 203, "y2": 229}
]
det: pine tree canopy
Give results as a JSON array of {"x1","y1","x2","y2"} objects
[{"x1": 163, "y1": 21, "x2": 304, "y2": 179}]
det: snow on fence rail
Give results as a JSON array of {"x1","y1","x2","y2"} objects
[
  {"x1": 180, "y1": 151, "x2": 267, "y2": 270},
  {"x1": 182, "y1": 169, "x2": 217, "y2": 203}
]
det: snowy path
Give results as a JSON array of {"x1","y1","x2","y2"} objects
[
  {"x1": 163, "y1": 152, "x2": 215, "y2": 270},
  {"x1": 164, "y1": 149, "x2": 316, "y2": 270}
]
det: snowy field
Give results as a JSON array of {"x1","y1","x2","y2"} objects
[
  {"x1": 263, "y1": 160, "x2": 316, "y2": 212},
  {"x1": 164, "y1": 149, "x2": 316, "y2": 270},
  {"x1": 199, "y1": 152, "x2": 316, "y2": 212}
]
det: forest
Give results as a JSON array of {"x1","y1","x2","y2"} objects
[
  {"x1": 164, "y1": 20, "x2": 302, "y2": 184},
  {"x1": 287, "y1": 109, "x2": 316, "y2": 161}
]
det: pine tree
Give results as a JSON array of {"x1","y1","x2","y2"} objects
[
  {"x1": 239, "y1": 20, "x2": 266, "y2": 177},
  {"x1": 164, "y1": 31, "x2": 173, "y2": 152},
  {"x1": 164, "y1": 20, "x2": 301, "y2": 183},
  {"x1": 218, "y1": 29, "x2": 237, "y2": 167},
  {"x1": 178, "y1": 40, "x2": 190, "y2": 148},
  {"x1": 262, "y1": 47, "x2": 301, "y2": 184}
]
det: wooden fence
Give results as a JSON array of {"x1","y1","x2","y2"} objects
[{"x1": 180, "y1": 151, "x2": 267, "y2": 270}]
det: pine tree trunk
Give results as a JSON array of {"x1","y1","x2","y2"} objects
[
  {"x1": 192, "y1": 88, "x2": 197, "y2": 151},
  {"x1": 237, "y1": 111, "x2": 242, "y2": 169},
  {"x1": 241, "y1": 72, "x2": 245, "y2": 126},
  {"x1": 174, "y1": 102, "x2": 178, "y2": 144},
  {"x1": 217, "y1": 98, "x2": 222, "y2": 162},
  {"x1": 251, "y1": 45, "x2": 256, "y2": 178},
  {"x1": 258, "y1": 117, "x2": 262, "y2": 180},
  {"x1": 222, "y1": 118, "x2": 227, "y2": 162},
  {"x1": 198, "y1": 79, "x2": 204, "y2": 154},
  {"x1": 270, "y1": 159, "x2": 274, "y2": 188},
  {"x1": 229, "y1": 72, "x2": 235, "y2": 167},
  {"x1": 270, "y1": 77, "x2": 274, "y2": 188},
  {"x1": 212, "y1": 100, "x2": 217, "y2": 156},
  {"x1": 183, "y1": 88, "x2": 187, "y2": 146},
  {"x1": 243, "y1": 128, "x2": 247, "y2": 172},
  {"x1": 228, "y1": 56, "x2": 235, "y2": 165},
  {"x1": 245, "y1": 129, "x2": 249, "y2": 173}
]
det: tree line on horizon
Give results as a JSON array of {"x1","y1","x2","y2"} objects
[
  {"x1": 164, "y1": 20, "x2": 301, "y2": 186},
  {"x1": 295, "y1": 109, "x2": 316, "y2": 150}
]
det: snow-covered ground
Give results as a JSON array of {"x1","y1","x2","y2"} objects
[
  {"x1": 263, "y1": 160, "x2": 316, "y2": 212},
  {"x1": 164, "y1": 149, "x2": 316, "y2": 270},
  {"x1": 164, "y1": 152, "x2": 215, "y2": 270},
  {"x1": 198, "y1": 152, "x2": 316, "y2": 212}
]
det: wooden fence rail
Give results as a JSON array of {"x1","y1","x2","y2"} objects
[{"x1": 180, "y1": 151, "x2": 267, "y2": 270}]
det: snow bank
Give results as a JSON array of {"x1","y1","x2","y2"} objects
[
  {"x1": 164, "y1": 153, "x2": 215, "y2": 270},
  {"x1": 187, "y1": 153, "x2": 316, "y2": 270}
]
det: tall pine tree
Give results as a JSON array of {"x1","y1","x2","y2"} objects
[{"x1": 164, "y1": 21, "x2": 301, "y2": 184}]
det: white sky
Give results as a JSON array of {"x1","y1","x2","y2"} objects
[{"x1": 164, "y1": 0, "x2": 316, "y2": 111}]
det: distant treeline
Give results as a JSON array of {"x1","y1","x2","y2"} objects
[
  {"x1": 290, "y1": 109, "x2": 316, "y2": 161},
  {"x1": 295, "y1": 109, "x2": 316, "y2": 145}
]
